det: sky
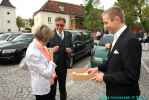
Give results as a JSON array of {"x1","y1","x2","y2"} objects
[{"x1": 0, "y1": 0, "x2": 116, "y2": 18}]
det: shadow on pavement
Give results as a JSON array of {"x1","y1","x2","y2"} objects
[{"x1": 0, "y1": 59, "x2": 20, "y2": 66}]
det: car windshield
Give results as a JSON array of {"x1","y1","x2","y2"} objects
[
  {"x1": 6, "y1": 34, "x2": 21, "y2": 41},
  {"x1": 0, "y1": 33, "x2": 11, "y2": 41},
  {"x1": 0, "y1": 33, "x2": 21, "y2": 41},
  {"x1": 12, "y1": 33, "x2": 33, "y2": 42},
  {"x1": 65, "y1": 30, "x2": 91, "y2": 42},
  {"x1": 72, "y1": 32, "x2": 82, "y2": 41}
]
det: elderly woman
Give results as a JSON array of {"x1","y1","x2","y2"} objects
[{"x1": 20, "y1": 25, "x2": 56, "y2": 100}]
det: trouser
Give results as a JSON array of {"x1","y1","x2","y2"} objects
[
  {"x1": 49, "y1": 68, "x2": 67, "y2": 100},
  {"x1": 35, "y1": 91, "x2": 51, "y2": 100}
]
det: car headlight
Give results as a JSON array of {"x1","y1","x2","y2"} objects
[{"x1": 2, "y1": 49, "x2": 16, "y2": 54}]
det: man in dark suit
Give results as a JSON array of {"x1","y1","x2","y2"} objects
[
  {"x1": 47, "y1": 17, "x2": 72, "y2": 100},
  {"x1": 88, "y1": 7, "x2": 142, "y2": 100}
]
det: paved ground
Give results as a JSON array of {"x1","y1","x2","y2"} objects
[
  {"x1": 0, "y1": 57, "x2": 106, "y2": 100},
  {"x1": 0, "y1": 44, "x2": 149, "y2": 100}
]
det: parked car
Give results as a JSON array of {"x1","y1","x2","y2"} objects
[
  {"x1": 65, "y1": 30, "x2": 93, "y2": 67},
  {"x1": 0, "y1": 33, "x2": 33, "y2": 62},
  {"x1": 0, "y1": 32, "x2": 21, "y2": 41},
  {"x1": 90, "y1": 34, "x2": 113, "y2": 68},
  {"x1": 143, "y1": 36, "x2": 149, "y2": 43}
]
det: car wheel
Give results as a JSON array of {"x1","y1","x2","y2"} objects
[{"x1": 88, "y1": 48, "x2": 92, "y2": 56}]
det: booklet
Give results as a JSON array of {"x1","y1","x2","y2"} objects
[{"x1": 68, "y1": 68, "x2": 95, "y2": 80}]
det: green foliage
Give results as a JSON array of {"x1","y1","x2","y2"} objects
[
  {"x1": 142, "y1": 5, "x2": 149, "y2": 18},
  {"x1": 116, "y1": 0, "x2": 138, "y2": 26},
  {"x1": 116, "y1": 0, "x2": 149, "y2": 32},
  {"x1": 16, "y1": 16, "x2": 25, "y2": 31},
  {"x1": 83, "y1": 0, "x2": 103, "y2": 31},
  {"x1": 142, "y1": 18, "x2": 149, "y2": 32}
]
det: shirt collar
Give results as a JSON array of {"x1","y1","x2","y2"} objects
[
  {"x1": 56, "y1": 30, "x2": 64, "y2": 35},
  {"x1": 56, "y1": 30, "x2": 64, "y2": 39},
  {"x1": 114, "y1": 24, "x2": 127, "y2": 40}
]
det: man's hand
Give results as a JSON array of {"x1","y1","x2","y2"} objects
[
  {"x1": 87, "y1": 67, "x2": 98, "y2": 74},
  {"x1": 91, "y1": 72, "x2": 104, "y2": 82},
  {"x1": 53, "y1": 46, "x2": 59, "y2": 53},
  {"x1": 105, "y1": 43, "x2": 112, "y2": 49},
  {"x1": 66, "y1": 48, "x2": 72, "y2": 53}
]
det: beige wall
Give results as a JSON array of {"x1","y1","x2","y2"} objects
[
  {"x1": 34, "y1": 11, "x2": 71, "y2": 31},
  {"x1": 0, "y1": 6, "x2": 18, "y2": 32}
]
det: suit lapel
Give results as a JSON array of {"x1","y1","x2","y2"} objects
[
  {"x1": 108, "y1": 28, "x2": 129, "y2": 59},
  {"x1": 63, "y1": 31, "x2": 66, "y2": 41},
  {"x1": 55, "y1": 32, "x2": 62, "y2": 41}
]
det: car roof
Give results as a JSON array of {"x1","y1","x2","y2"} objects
[
  {"x1": 21, "y1": 32, "x2": 32, "y2": 34},
  {"x1": 0, "y1": 32, "x2": 22, "y2": 40},
  {"x1": 65, "y1": 29, "x2": 89, "y2": 32},
  {"x1": 0, "y1": 32, "x2": 21, "y2": 35}
]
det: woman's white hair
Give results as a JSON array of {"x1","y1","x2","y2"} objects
[{"x1": 32, "y1": 24, "x2": 53, "y2": 43}]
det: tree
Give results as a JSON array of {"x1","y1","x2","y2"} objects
[
  {"x1": 28, "y1": 18, "x2": 34, "y2": 27},
  {"x1": 16, "y1": 16, "x2": 25, "y2": 31},
  {"x1": 142, "y1": 5, "x2": 149, "y2": 17},
  {"x1": 116, "y1": 0, "x2": 149, "y2": 33},
  {"x1": 83, "y1": 0, "x2": 103, "y2": 31},
  {"x1": 142, "y1": 5, "x2": 149, "y2": 34},
  {"x1": 115, "y1": 0, "x2": 138, "y2": 26}
]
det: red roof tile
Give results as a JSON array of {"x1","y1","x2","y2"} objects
[{"x1": 34, "y1": 0, "x2": 84, "y2": 17}]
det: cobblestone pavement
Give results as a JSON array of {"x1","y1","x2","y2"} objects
[
  {"x1": 0, "y1": 57, "x2": 105, "y2": 100},
  {"x1": 140, "y1": 49, "x2": 149, "y2": 99},
  {"x1": 0, "y1": 48, "x2": 149, "y2": 100}
]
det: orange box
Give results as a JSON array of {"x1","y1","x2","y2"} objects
[{"x1": 68, "y1": 68, "x2": 95, "y2": 80}]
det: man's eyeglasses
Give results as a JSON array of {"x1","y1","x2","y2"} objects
[{"x1": 56, "y1": 24, "x2": 64, "y2": 27}]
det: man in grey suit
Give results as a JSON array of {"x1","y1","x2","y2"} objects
[
  {"x1": 88, "y1": 7, "x2": 142, "y2": 100},
  {"x1": 47, "y1": 17, "x2": 72, "y2": 100}
]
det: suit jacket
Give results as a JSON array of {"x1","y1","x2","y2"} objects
[
  {"x1": 99, "y1": 28, "x2": 142, "y2": 96},
  {"x1": 47, "y1": 31, "x2": 72, "y2": 69}
]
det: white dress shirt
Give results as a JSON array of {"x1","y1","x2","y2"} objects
[
  {"x1": 57, "y1": 31, "x2": 64, "y2": 40},
  {"x1": 111, "y1": 25, "x2": 127, "y2": 51},
  {"x1": 20, "y1": 40, "x2": 56, "y2": 95}
]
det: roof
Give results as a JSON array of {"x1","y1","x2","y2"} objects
[
  {"x1": 0, "y1": 0, "x2": 15, "y2": 8},
  {"x1": 34, "y1": 0, "x2": 84, "y2": 17}
]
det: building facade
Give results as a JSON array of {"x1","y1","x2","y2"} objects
[
  {"x1": 0, "y1": 0, "x2": 18, "y2": 32},
  {"x1": 34, "y1": 0, "x2": 84, "y2": 30}
]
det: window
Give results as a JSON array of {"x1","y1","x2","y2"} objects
[
  {"x1": 12, "y1": 34, "x2": 33, "y2": 43},
  {"x1": 48, "y1": 17, "x2": 52, "y2": 24},
  {"x1": 7, "y1": 12, "x2": 10, "y2": 15},
  {"x1": 8, "y1": 20, "x2": 10, "y2": 23},
  {"x1": 59, "y1": 6, "x2": 64, "y2": 11},
  {"x1": 8, "y1": 29, "x2": 11, "y2": 32}
]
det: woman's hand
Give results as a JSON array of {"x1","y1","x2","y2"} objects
[{"x1": 53, "y1": 46, "x2": 59, "y2": 53}]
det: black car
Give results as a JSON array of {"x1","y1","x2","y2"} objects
[
  {"x1": 144, "y1": 36, "x2": 149, "y2": 43},
  {"x1": 65, "y1": 30, "x2": 93, "y2": 66},
  {"x1": 0, "y1": 32, "x2": 21, "y2": 41},
  {"x1": 0, "y1": 30, "x2": 93, "y2": 64},
  {"x1": 0, "y1": 33, "x2": 33, "y2": 62}
]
